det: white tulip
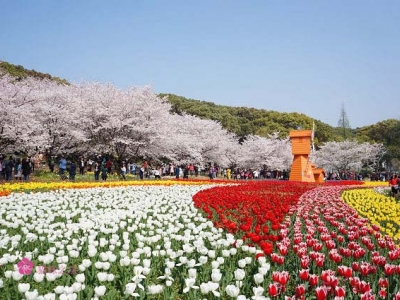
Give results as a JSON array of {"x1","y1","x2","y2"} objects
[
  {"x1": 107, "y1": 274, "x2": 115, "y2": 282},
  {"x1": 102, "y1": 262, "x2": 110, "y2": 270},
  {"x1": 71, "y1": 282, "x2": 83, "y2": 292},
  {"x1": 254, "y1": 273, "x2": 264, "y2": 284},
  {"x1": 43, "y1": 293, "x2": 56, "y2": 300},
  {"x1": 18, "y1": 283, "x2": 30, "y2": 293},
  {"x1": 75, "y1": 273, "x2": 85, "y2": 283},
  {"x1": 54, "y1": 286, "x2": 64, "y2": 294},
  {"x1": 12, "y1": 271, "x2": 24, "y2": 281},
  {"x1": 34, "y1": 272, "x2": 45, "y2": 282},
  {"x1": 188, "y1": 268, "x2": 197, "y2": 279},
  {"x1": 25, "y1": 289, "x2": 39, "y2": 300},
  {"x1": 82, "y1": 259, "x2": 91, "y2": 268},
  {"x1": 208, "y1": 250, "x2": 216, "y2": 258},
  {"x1": 234, "y1": 269, "x2": 246, "y2": 281},
  {"x1": 252, "y1": 286, "x2": 264, "y2": 298},
  {"x1": 97, "y1": 272, "x2": 108, "y2": 282},
  {"x1": 94, "y1": 285, "x2": 106, "y2": 297},
  {"x1": 143, "y1": 259, "x2": 151, "y2": 268},
  {"x1": 238, "y1": 259, "x2": 247, "y2": 268},
  {"x1": 216, "y1": 257, "x2": 225, "y2": 264},
  {"x1": 245, "y1": 257, "x2": 252, "y2": 264},
  {"x1": 211, "y1": 270, "x2": 222, "y2": 282},
  {"x1": 200, "y1": 282, "x2": 210, "y2": 294},
  {"x1": 147, "y1": 284, "x2": 163, "y2": 295},
  {"x1": 226, "y1": 284, "x2": 240, "y2": 297}
]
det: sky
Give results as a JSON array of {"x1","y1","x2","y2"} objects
[{"x1": 1, "y1": 1, "x2": 399, "y2": 128}]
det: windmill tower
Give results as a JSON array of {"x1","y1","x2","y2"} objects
[
  {"x1": 289, "y1": 128, "x2": 325, "y2": 183},
  {"x1": 289, "y1": 130, "x2": 314, "y2": 182}
]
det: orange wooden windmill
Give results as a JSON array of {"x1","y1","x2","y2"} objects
[{"x1": 289, "y1": 130, "x2": 325, "y2": 182}]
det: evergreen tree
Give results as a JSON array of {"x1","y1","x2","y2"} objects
[{"x1": 337, "y1": 103, "x2": 351, "y2": 139}]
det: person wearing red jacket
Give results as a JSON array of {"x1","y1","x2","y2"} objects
[{"x1": 389, "y1": 175, "x2": 398, "y2": 196}]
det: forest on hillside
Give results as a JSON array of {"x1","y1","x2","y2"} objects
[{"x1": 160, "y1": 94, "x2": 400, "y2": 167}]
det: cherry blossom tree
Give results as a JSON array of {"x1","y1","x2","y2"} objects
[
  {"x1": 239, "y1": 133, "x2": 292, "y2": 170},
  {"x1": 0, "y1": 74, "x2": 53, "y2": 153},
  {"x1": 313, "y1": 140, "x2": 385, "y2": 172}
]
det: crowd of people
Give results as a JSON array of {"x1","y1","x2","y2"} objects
[
  {"x1": 0, "y1": 155, "x2": 34, "y2": 181},
  {"x1": 52, "y1": 156, "x2": 289, "y2": 182},
  {"x1": 1, "y1": 153, "x2": 399, "y2": 188}
]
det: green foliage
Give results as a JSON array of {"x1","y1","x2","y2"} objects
[
  {"x1": 160, "y1": 94, "x2": 400, "y2": 164},
  {"x1": 160, "y1": 93, "x2": 342, "y2": 144},
  {"x1": 0, "y1": 61, "x2": 69, "y2": 85},
  {"x1": 354, "y1": 119, "x2": 400, "y2": 168}
]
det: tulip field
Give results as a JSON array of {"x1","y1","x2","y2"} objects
[{"x1": 0, "y1": 180, "x2": 399, "y2": 299}]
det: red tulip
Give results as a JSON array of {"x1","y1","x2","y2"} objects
[
  {"x1": 360, "y1": 291, "x2": 375, "y2": 300},
  {"x1": 384, "y1": 264, "x2": 396, "y2": 276},
  {"x1": 272, "y1": 271, "x2": 290, "y2": 285},
  {"x1": 337, "y1": 235, "x2": 344, "y2": 243},
  {"x1": 337, "y1": 265, "x2": 352, "y2": 278},
  {"x1": 315, "y1": 286, "x2": 328, "y2": 300},
  {"x1": 378, "y1": 289, "x2": 387, "y2": 299},
  {"x1": 378, "y1": 278, "x2": 388, "y2": 288},
  {"x1": 300, "y1": 256, "x2": 310, "y2": 269},
  {"x1": 358, "y1": 281, "x2": 371, "y2": 294},
  {"x1": 295, "y1": 284, "x2": 306, "y2": 298},
  {"x1": 309, "y1": 274, "x2": 319, "y2": 286},
  {"x1": 335, "y1": 286, "x2": 346, "y2": 298},
  {"x1": 388, "y1": 249, "x2": 400, "y2": 261},
  {"x1": 268, "y1": 283, "x2": 279, "y2": 297},
  {"x1": 315, "y1": 255, "x2": 325, "y2": 267},
  {"x1": 299, "y1": 269, "x2": 309, "y2": 281},
  {"x1": 352, "y1": 262, "x2": 360, "y2": 272}
]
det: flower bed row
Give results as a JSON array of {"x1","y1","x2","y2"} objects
[
  {"x1": 0, "y1": 179, "x2": 217, "y2": 195},
  {"x1": 342, "y1": 188, "x2": 400, "y2": 241}
]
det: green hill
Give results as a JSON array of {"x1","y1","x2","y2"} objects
[
  {"x1": 160, "y1": 94, "x2": 400, "y2": 165},
  {"x1": 161, "y1": 93, "x2": 342, "y2": 144},
  {"x1": 0, "y1": 61, "x2": 69, "y2": 85}
]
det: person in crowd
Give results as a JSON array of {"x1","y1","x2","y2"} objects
[
  {"x1": 30, "y1": 156, "x2": 35, "y2": 172},
  {"x1": 14, "y1": 159, "x2": 22, "y2": 180},
  {"x1": 105, "y1": 158, "x2": 112, "y2": 174},
  {"x1": 139, "y1": 165, "x2": 145, "y2": 180},
  {"x1": 389, "y1": 174, "x2": 399, "y2": 196},
  {"x1": 5, "y1": 156, "x2": 14, "y2": 181},
  {"x1": 87, "y1": 158, "x2": 93, "y2": 172},
  {"x1": 22, "y1": 158, "x2": 31, "y2": 181},
  {"x1": 183, "y1": 165, "x2": 189, "y2": 179},
  {"x1": 101, "y1": 162, "x2": 108, "y2": 181},
  {"x1": 209, "y1": 166, "x2": 214, "y2": 180},
  {"x1": 47, "y1": 156, "x2": 55, "y2": 173},
  {"x1": 59, "y1": 156, "x2": 67, "y2": 175},
  {"x1": 121, "y1": 162, "x2": 126, "y2": 180},
  {"x1": 69, "y1": 161, "x2": 77, "y2": 181},
  {"x1": 153, "y1": 167, "x2": 161, "y2": 179},
  {"x1": 189, "y1": 164, "x2": 194, "y2": 176},
  {"x1": 94, "y1": 161, "x2": 100, "y2": 180},
  {"x1": 226, "y1": 168, "x2": 231, "y2": 180},
  {"x1": 130, "y1": 162, "x2": 137, "y2": 176},
  {"x1": 79, "y1": 158, "x2": 85, "y2": 175}
]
